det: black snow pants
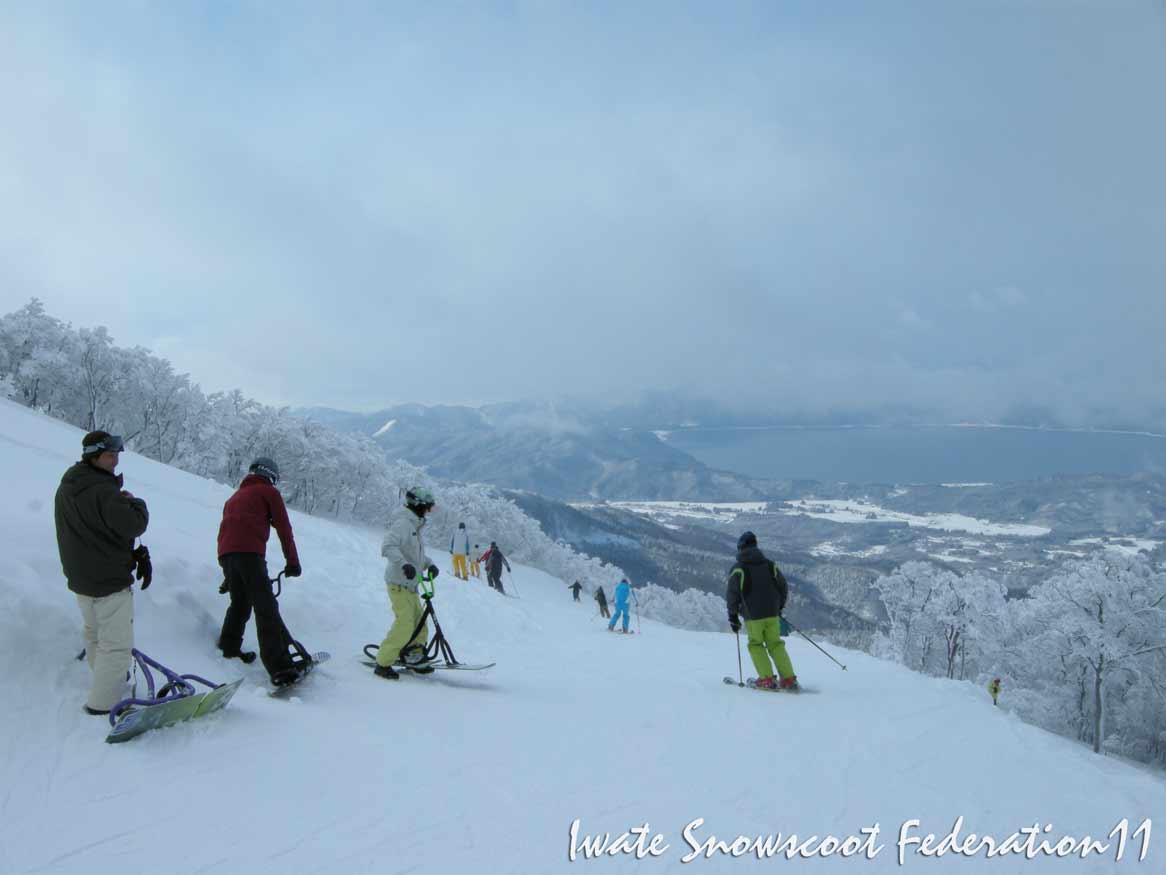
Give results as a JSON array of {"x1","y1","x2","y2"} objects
[{"x1": 218, "y1": 552, "x2": 297, "y2": 678}]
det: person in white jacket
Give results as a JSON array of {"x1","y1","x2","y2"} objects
[
  {"x1": 372, "y1": 487, "x2": 439, "y2": 679},
  {"x1": 450, "y1": 522, "x2": 471, "y2": 580}
]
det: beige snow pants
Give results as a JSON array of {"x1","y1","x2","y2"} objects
[{"x1": 75, "y1": 588, "x2": 134, "y2": 711}]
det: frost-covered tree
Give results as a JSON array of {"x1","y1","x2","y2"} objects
[{"x1": 1017, "y1": 557, "x2": 1166, "y2": 754}]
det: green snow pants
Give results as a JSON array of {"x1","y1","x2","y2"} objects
[
  {"x1": 745, "y1": 616, "x2": 795, "y2": 681},
  {"x1": 376, "y1": 584, "x2": 429, "y2": 667}
]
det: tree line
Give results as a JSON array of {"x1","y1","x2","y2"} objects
[{"x1": 0, "y1": 299, "x2": 625, "y2": 592}]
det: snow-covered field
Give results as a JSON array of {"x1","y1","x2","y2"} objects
[
  {"x1": 582, "y1": 500, "x2": 771, "y2": 524},
  {"x1": 783, "y1": 499, "x2": 1052, "y2": 537},
  {"x1": 1069, "y1": 537, "x2": 1161, "y2": 557},
  {"x1": 2, "y1": 400, "x2": 1162, "y2": 873},
  {"x1": 592, "y1": 498, "x2": 1051, "y2": 540}
]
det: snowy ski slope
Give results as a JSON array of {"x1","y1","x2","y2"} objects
[{"x1": 0, "y1": 399, "x2": 1162, "y2": 874}]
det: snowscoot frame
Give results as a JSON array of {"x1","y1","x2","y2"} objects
[
  {"x1": 401, "y1": 572, "x2": 462, "y2": 666},
  {"x1": 105, "y1": 649, "x2": 243, "y2": 744},
  {"x1": 269, "y1": 571, "x2": 317, "y2": 671}
]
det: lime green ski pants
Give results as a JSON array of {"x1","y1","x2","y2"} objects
[
  {"x1": 376, "y1": 584, "x2": 428, "y2": 667},
  {"x1": 745, "y1": 616, "x2": 795, "y2": 681}
]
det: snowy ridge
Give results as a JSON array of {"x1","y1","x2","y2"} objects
[
  {"x1": 1, "y1": 401, "x2": 1162, "y2": 874},
  {"x1": 372, "y1": 417, "x2": 397, "y2": 437}
]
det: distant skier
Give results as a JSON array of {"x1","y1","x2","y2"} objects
[
  {"x1": 988, "y1": 677, "x2": 1002, "y2": 706},
  {"x1": 450, "y1": 522, "x2": 471, "y2": 581},
  {"x1": 595, "y1": 585, "x2": 610, "y2": 618},
  {"x1": 55, "y1": 431, "x2": 150, "y2": 715},
  {"x1": 373, "y1": 487, "x2": 441, "y2": 679},
  {"x1": 568, "y1": 580, "x2": 582, "y2": 602},
  {"x1": 481, "y1": 542, "x2": 511, "y2": 593},
  {"x1": 217, "y1": 457, "x2": 310, "y2": 687},
  {"x1": 470, "y1": 544, "x2": 482, "y2": 579},
  {"x1": 608, "y1": 578, "x2": 637, "y2": 633},
  {"x1": 726, "y1": 531, "x2": 798, "y2": 690}
]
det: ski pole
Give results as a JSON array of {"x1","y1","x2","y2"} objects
[
  {"x1": 506, "y1": 570, "x2": 520, "y2": 598},
  {"x1": 783, "y1": 617, "x2": 847, "y2": 671},
  {"x1": 635, "y1": 599, "x2": 641, "y2": 635},
  {"x1": 734, "y1": 628, "x2": 744, "y2": 687}
]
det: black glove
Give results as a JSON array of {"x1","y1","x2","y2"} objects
[
  {"x1": 728, "y1": 614, "x2": 740, "y2": 633},
  {"x1": 218, "y1": 579, "x2": 229, "y2": 595},
  {"x1": 284, "y1": 563, "x2": 302, "y2": 578},
  {"x1": 427, "y1": 564, "x2": 440, "y2": 579},
  {"x1": 133, "y1": 545, "x2": 152, "y2": 590},
  {"x1": 402, "y1": 564, "x2": 417, "y2": 580}
]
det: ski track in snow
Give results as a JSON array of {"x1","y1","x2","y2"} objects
[{"x1": 1, "y1": 398, "x2": 1163, "y2": 874}]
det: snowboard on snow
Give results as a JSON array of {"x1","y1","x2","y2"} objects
[
  {"x1": 268, "y1": 652, "x2": 332, "y2": 697},
  {"x1": 106, "y1": 678, "x2": 245, "y2": 744},
  {"x1": 723, "y1": 676, "x2": 817, "y2": 694},
  {"x1": 360, "y1": 658, "x2": 496, "y2": 674},
  {"x1": 361, "y1": 643, "x2": 494, "y2": 674}
]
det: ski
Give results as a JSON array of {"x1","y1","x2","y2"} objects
[
  {"x1": 723, "y1": 676, "x2": 816, "y2": 694},
  {"x1": 269, "y1": 651, "x2": 331, "y2": 697}
]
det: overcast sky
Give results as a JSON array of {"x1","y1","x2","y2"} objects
[{"x1": 2, "y1": 2, "x2": 1163, "y2": 425}]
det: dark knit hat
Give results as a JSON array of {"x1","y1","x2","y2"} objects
[{"x1": 737, "y1": 531, "x2": 758, "y2": 551}]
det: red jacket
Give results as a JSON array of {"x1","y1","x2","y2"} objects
[{"x1": 217, "y1": 475, "x2": 300, "y2": 565}]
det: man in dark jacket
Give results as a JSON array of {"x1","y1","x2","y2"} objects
[
  {"x1": 216, "y1": 457, "x2": 308, "y2": 685},
  {"x1": 482, "y1": 541, "x2": 511, "y2": 593},
  {"x1": 55, "y1": 431, "x2": 150, "y2": 715},
  {"x1": 726, "y1": 531, "x2": 798, "y2": 690},
  {"x1": 595, "y1": 585, "x2": 610, "y2": 618},
  {"x1": 568, "y1": 580, "x2": 582, "y2": 602}
]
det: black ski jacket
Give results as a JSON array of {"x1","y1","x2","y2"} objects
[
  {"x1": 725, "y1": 546, "x2": 788, "y2": 622},
  {"x1": 54, "y1": 461, "x2": 149, "y2": 598}
]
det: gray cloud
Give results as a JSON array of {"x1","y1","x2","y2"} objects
[{"x1": 1, "y1": 2, "x2": 1163, "y2": 426}]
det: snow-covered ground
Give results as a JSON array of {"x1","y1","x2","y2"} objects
[
  {"x1": 1, "y1": 400, "x2": 1162, "y2": 873},
  {"x1": 581, "y1": 500, "x2": 771, "y2": 524},
  {"x1": 810, "y1": 543, "x2": 889, "y2": 560},
  {"x1": 783, "y1": 499, "x2": 1052, "y2": 537},
  {"x1": 1069, "y1": 537, "x2": 1161, "y2": 557}
]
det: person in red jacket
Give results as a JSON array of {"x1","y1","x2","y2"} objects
[{"x1": 216, "y1": 456, "x2": 307, "y2": 685}]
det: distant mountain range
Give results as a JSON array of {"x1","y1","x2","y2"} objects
[{"x1": 300, "y1": 400, "x2": 774, "y2": 501}]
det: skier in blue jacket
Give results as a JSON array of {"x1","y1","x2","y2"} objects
[{"x1": 608, "y1": 578, "x2": 637, "y2": 633}]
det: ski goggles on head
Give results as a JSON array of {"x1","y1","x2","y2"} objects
[{"x1": 83, "y1": 435, "x2": 125, "y2": 455}]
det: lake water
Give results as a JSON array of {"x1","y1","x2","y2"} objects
[{"x1": 663, "y1": 425, "x2": 1166, "y2": 484}]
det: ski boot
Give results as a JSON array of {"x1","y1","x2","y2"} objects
[
  {"x1": 373, "y1": 663, "x2": 400, "y2": 680},
  {"x1": 779, "y1": 675, "x2": 800, "y2": 692},
  {"x1": 754, "y1": 676, "x2": 777, "y2": 690},
  {"x1": 396, "y1": 646, "x2": 436, "y2": 673}
]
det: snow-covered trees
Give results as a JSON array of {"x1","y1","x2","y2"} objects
[
  {"x1": 873, "y1": 562, "x2": 1005, "y2": 680},
  {"x1": 1011, "y1": 557, "x2": 1166, "y2": 754},
  {"x1": 874, "y1": 557, "x2": 1166, "y2": 764},
  {"x1": 0, "y1": 299, "x2": 629, "y2": 597}
]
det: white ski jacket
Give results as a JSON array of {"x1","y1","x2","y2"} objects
[{"x1": 381, "y1": 507, "x2": 433, "y2": 593}]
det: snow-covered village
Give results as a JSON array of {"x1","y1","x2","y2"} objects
[{"x1": 2, "y1": 4, "x2": 1164, "y2": 874}]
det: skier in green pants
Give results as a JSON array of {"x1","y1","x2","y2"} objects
[
  {"x1": 726, "y1": 531, "x2": 798, "y2": 690},
  {"x1": 373, "y1": 487, "x2": 440, "y2": 679}
]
